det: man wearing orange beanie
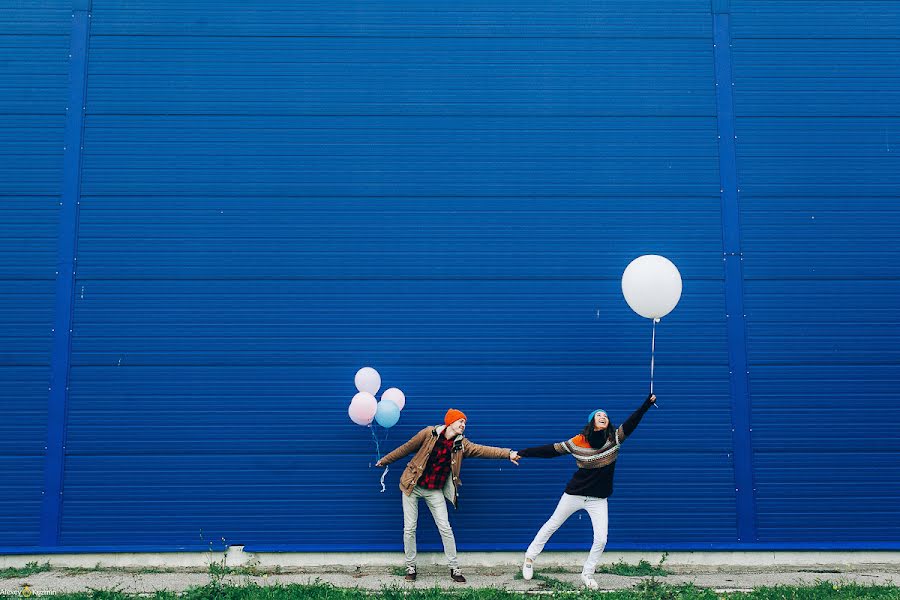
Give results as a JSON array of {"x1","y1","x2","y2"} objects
[{"x1": 377, "y1": 408, "x2": 520, "y2": 583}]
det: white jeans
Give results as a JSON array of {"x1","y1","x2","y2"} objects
[
  {"x1": 402, "y1": 485, "x2": 458, "y2": 568},
  {"x1": 525, "y1": 493, "x2": 609, "y2": 575}
]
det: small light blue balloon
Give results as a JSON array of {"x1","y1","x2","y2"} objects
[{"x1": 375, "y1": 400, "x2": 401, "y2": 428}]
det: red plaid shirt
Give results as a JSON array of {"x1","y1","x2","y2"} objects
[{"x1": 417, "y1": 435, "x2": 454, "y2": 489}]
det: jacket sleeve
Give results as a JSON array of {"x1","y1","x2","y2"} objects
[
  {"x1": 616, "y1": 395, "x2": 655, "y2": 443},
  {"x1": 380, "y1": 427, "x2": 429, "y2": 465},
  {"x1": 462, "y1": 440, "x2": 511, "y2": 459},
  {"x1": 518, "y1": 443, "x2": 568, "y2": 458}
]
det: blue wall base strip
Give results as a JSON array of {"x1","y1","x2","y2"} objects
[
  {"x1": 3, "y1": 543, "x2": 900, "y2": 555},
  {"x1": 0, "y1": 546, "x2": 227, "y2": 555},
  {"x1": 41, "y1": 0, "x2": 92, "y2": 546},
  {"x1": 712, "y1": 6, "x2": 757, "y2": 543}
]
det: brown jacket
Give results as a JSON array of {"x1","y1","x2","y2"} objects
[{"x1": 380, "y1": 425, "x2": 511, "y2": 508}]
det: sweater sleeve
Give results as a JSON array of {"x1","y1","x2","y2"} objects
[
  {"x1": 519, "y1": 441, "x2": 570, "y2": 458},
  {"x1": 616, "y1": 396, "x2": 655, "y2": 442}
]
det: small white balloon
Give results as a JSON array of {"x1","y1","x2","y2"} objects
[
  {"x1": 622, "y1": 255, "x2": 683, "y2": 319},
  {"x1": 354, "y1": 367, "x2": 382, "y2": 395},
  {"x1": 348, "y1": 391, "x2": 377, "y2": 426},
  {"x1": 381, "y1": 387, "x2": 406, "y2": 411}
]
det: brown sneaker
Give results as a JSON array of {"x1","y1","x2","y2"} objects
[
  {"x1": 449, "y1": 567, "x2": 466, "y2": 583},
  {"x1": 404, "y1": 566, "x2": 417, "y2": 581}
]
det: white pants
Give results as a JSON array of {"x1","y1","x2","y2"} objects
[
  {"x1": 402, "y1": 485, "x2": 459, "y2": 568},
  {"x1": 525, "y1": 493, "x2": 609, "y2": 575}
]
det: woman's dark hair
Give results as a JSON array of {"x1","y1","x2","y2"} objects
[{"x1": 581, "y1": 415, "x2": 616, "y2": 448}]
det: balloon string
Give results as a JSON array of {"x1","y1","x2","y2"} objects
[
  {"x1": 371, "y1": 425, "x2": 389, "y2": 493},
  {"x1": 650, "y1": 318, "x2": 660, "y2": 408},
  {"x1": 370, "y1": 424, "x2": 382, "y2": 461},
  {"x1": 380, "y1": 465, "x2": 389, "y2": 493}
]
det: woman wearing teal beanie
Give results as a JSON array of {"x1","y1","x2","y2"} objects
[{"x1": 517, "y1": 393, "x2": 657, "y2": 589}]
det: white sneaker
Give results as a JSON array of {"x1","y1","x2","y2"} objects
[
  {"x1": 580, "y1": 573, "x2": 598, "y2": 590},
  {"x1": 521, "y1": 558, "x2": 534, "y2": 581}
]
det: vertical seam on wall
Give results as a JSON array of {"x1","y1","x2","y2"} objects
[
  {"x1": 711, "y1": 0, "x2": 758, "y2": 543},
  {"x1": 41, "y1": 0, "x2": 92, "y2": 547}
]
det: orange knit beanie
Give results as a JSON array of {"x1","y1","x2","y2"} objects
[{"x1": 444, "y1": 408, "x2": 467, "y2": 426}]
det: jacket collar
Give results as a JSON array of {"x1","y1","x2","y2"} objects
[{"x1": 432, "y1": 424, "x2": 463, "y2": 442}]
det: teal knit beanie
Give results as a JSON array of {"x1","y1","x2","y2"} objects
[{"x1": 587, "y1": 409, "x2": 608, "y2": 423}]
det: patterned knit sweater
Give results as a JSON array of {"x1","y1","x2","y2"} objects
[{"x1": 519, "y1": 397, "x2": 654, "y2": 498}]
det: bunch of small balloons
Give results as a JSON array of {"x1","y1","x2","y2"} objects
[{"x1": 348, "y1": 367, "x2": 406, "y2": 429}]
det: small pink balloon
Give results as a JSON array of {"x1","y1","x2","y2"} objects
[
  {"x1": 381, "y1": 388, "x2": 406, "y2": 411},
  {"x1": 348, "y1": 392, "x2": 377, "y2": 426}
]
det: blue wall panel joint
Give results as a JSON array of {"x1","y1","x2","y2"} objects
[
  {"x1": 711, "y1": 9, "x2": 757, "y2": 543},
  {"x1": 41, "y1": 0, "x2": 92, "y2": 547},
  {"x1": 711, "y1": 0, "x2": 730, "y2": 15}
]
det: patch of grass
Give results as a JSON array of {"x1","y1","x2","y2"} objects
[
  {"x1": 533, "y1": 573, "x2": 578, "y2": 591},
  {"x1": 54, "y1": 566, "x2": 184, "y2": 576},
  {"x1": 736, "y1": 581, "x2": 900, "y2": 600},
  {"x1": 597, "y1": 558, "x2": 669, "y2": 577},
  {"x1": 207, "y1": 562, "x2": 274, "y2": 578},
  {"x1": 0, "y1": 562, "x2": 52, "y2": 579},
  {"x1": 512, "y1": 571, "x2": 577, "y2": 591}
]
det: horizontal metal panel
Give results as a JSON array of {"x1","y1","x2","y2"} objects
[
  {"x1": 0, "y1": 281, "x2": 54, "y2": 366},
  {"x1": 74, "y1": 196, "x2": 722, "y2": 278},
  {"x1": 734, "y1": 118, "x2": 900, "y2": 197},
  {"x1": 749, "y1": 364, "x2": 899, "y2": 451},
  {"x1": 746, "y1": 323, "x2": 900, "y2": 366},
  {"x1": 0, "y1": 35, "x2": 69, "y2": 114},
  {"x1": 86, "y1": 36, "x2": 716, "y2": 73},
  {"x1": 0, "y1": 0, "x2": 70, "y2": 35},
  {"x1": 63, "y1": 363, "x2": 732, "y2": 454},
  {"x1": 0, "y1": 115, "x2": 66, "y2": 196},
  {"x1": 80, "y1": 159, "x2": 718, "y2": 200},
  {"x1": 0, "y1": 456, "x2": 43, "y2": 546},
  {"x1": 0, "y1": 366, "x2": 50, "y2": 455},
  {"x1": 744, "y1": 281, "x2": 900, "y2": 322},
  {"x1": 731, "y1": 1, "x2": 900, "y2": 38},
  {"x1": 732, "y1": 40, "x2": 900, "y2": 117},
  {"x1": 90, "y1": 0, "x2": 713, "y2": 38},
  {"x1": 67, "y1": 278, "x2": 724, "y2": 366},
  {"x1": 735, "y1": 118, "x2": 900, "y2": 158},
  {"x1": 0, "y1": 198, "x2": 60, "y2": 279},
  {"x1": 60, "y1": 444, "x2": 736, "y2": 547},
  {"x1": 85, "y1": 36, "x2": 714, "y2": 116},
  {"x1": 754, "y1": 452, "x2": 900, "y2": 542},
  {"x1": 741, "y1": 197, "x2": 900, "y2": 278},
  {"x1": 68, "y1": 280, "x2": 723, "y2": 326},
  {"x1": 81, "y1": 115, "x2": 720, "y2": 157}
]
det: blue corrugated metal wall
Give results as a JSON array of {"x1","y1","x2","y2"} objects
[
  {"x1": 731, "y1": 0, "x2": 900, "y2": 544},
  {"x1": 0, "y1": 0, "x2": 71, "y2": 547},
  {"x1": 0, "y1": 0, "x2": 897, "y2": 552}
]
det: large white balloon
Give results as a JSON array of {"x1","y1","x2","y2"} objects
[
  {"x1": 354, "y1": 367, "x2": 382, "y2": 395},
  {"x1": 381, "y1": 387, "x2": 406, "y2": 411},
  {"x1": 348, "y1": 392, "x2": 377, "y2": 426},
  {"x1": 621, "y1": 255, "x2": 682, "y2": 319}
]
